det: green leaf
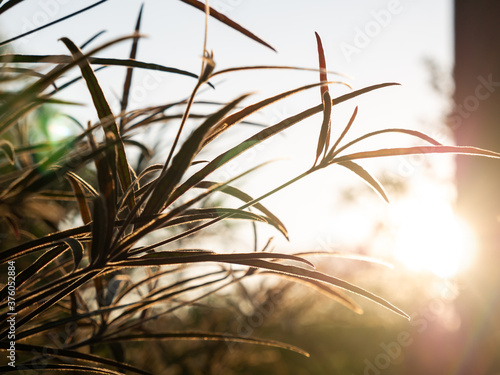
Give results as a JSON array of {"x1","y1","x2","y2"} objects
[
  {"x1": 0, "y1": 364, "x2": 123, "y2": 374},
  {"x1": 112, "y1": 251, "x2": 315, "y2": 269},
  {"x1": 338, "y1": 160, "x2": 389, "y2": 203},
  {"x1": 179, "y1": 0, "x2": 276, "y2": 52},
  {"x1": 261, "y1": 270, "x2": 363, "y2": 314},
  {"x1": 0, "y1": 0, "x2": 26, "y2": 16},
  {"x1": 0, "y1": 54, "x2": 201, "y2": 81},
  {"x1": 0, "y1": 139, "x2": 15, "y2": 164},
  {"x1": 90, "y1": 195, "x2": 111, "y2": 265},
  {"x1": 66, "y1": 173, "x2": 93, "y2": 224},
  {"x1": 331, "y1": 145, "x2": 500, "y2": 164},
  {"x1": 120, "y1": 3, "x2": 144, "y2": 130},
  {"x1": 195, "y1": 181, "x2": 288, "y2": 240},
  {"x1": 327, "y1": 106, "x2": 358, "y2": 157},
  {"x1": 80, "y1": 30, "x2": 107, "y2": 49},
  {"x1": 100, "y1": 331, "x2": 309, "y2": 357},
  {"x1": 229, "y1": 259, "x2": 409, "y2": 319},
  {"x1": 315, "y1": 32, "x2": 329, "y2": 96},
  {"x1": 315, "y1": 90, "x2": 332, "y2": 164},
  {"x1": 330, "y1": 127, "x2": 443, "y2": 160},
  {"x1": 63, "y1": 238, "x2": 85, "y2": 271},
  {"x1": 0, "y1": 1, "x2": 110, "y2": 45},
  {"x1": 212, "y1": 65, "x2": 348, "y2": 78},
  {"x1": 293, "y1": 251, "x2": 394, "y2": 269},
  {"x1": 60, "y1": 37, "x2": 136, "y2": 209},
  {"x1": 0, "y1": 343, "x2": 151, "y2": 375}
]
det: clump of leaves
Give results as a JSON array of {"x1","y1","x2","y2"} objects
[{"x1": 1, "y1": 1, "x2": 499, "y2": 374}]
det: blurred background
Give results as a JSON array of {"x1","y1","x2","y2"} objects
[{"x1": 1, "y1": 0, "x2": 499, "y2": 374}]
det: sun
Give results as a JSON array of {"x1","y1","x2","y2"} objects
[{"x1": 392, "y1": 200, "x2": 476, "y2": 278}]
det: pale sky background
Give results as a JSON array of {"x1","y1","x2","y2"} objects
[{"x1": 1, "y1": 0, "x2": 463, "y2": 275}]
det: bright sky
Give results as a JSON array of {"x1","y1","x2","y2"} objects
[{"x1": 1, "y1": 0, "x2": 468, "y2": 278}]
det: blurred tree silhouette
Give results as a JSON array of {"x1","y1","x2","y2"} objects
[{"x1": 454, "y1": 1, "x2": 500, "y2": 374}]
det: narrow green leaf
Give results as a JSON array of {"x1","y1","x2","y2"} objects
[
  {"x1": 0, "y1": 67, "x2": 55, "y2": 86},
  {"x1": 80, "y1": 30, "x2": 107, "y2": 49},
  {"x1": 212, "y1": 65, "x2": 348, "y2": 78},
  {"x1": 195, "y1": 181, "x2": 288, "y2": 240},
  {"x1": 181, "y1": 207, "x2": 268, "y2": 223},
  {"x1": 0, "y1": 343, "x2": 151, "y2": 375},
  {"x1": 0, "y1": 139, "x2": 15, "y2": 164},
  {"x1": 0, "y1": 1, "x2": 110, "y2": 47},
  {"x1": 100, "y1": 331, "x2": 309, "y2": 357},
  {"x1": 315, "y1": 90, "x2": 332, "y2": 164},
  {"x1": 120, "y1": 3, "x2": 144, "y2": 130},
  {"x1": 0, "y1": 364, "x2": 123, "y2": 374},
  {"x1": 0, "y1": 54, "x2": 200, "y2": 81},
  {"x1": 0, "y1": 0, "x2": 25, "y2": 16},
  {"x1": 60, "y1": 37, "x2": 136, "y2": 209},
  {"x1": 66, "y1": 173, "x2": 93, "y2": 224},
  {"x1": 228, "y1": 259, "x2": 409, "y2": 319},
  {"x1": 339, "y1": 160, "x2": 389, "y2": 203},
  {"x1": 327, "y1": 106, "x2": 358, "y2": 158},
  {"x1": 261, "y1": 270, "x2": 363, "y2": 314},
  {"x1": 138, "y1": 249, "x2": 215, "y2": 259},
  {"x1": 63, "y1": 238, "x2": 85, "y2": 271},
  {"x1": 315, "y1": 32, "x2": 329, "y2": 97},
  {"x1": 293, "y1": 251, "x2": 394, "y2": 269},
  {"x1": 331, "y1": 145, "x2": 500, "y2": 164},
  {"x1": 90, "y1": 195, "x2": 110, "y2": 265},
  {"x1": 112, "y1": 251, "x2": 315, "y2": 269},
  {"x1": 179, "y1": 0, "x2": 276, "y2": 52},
  {"x1": 330, "y1": 128, "x2": 443, "y2": 160},
  {"x1": 66, "y1": 171, "x2": 99, "y2": 196}
]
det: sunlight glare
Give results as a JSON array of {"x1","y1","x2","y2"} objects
[
  {"x1": 48, "y1": 116, "x2": 74, "y2": 141},
  {"x1": 393, "y1": 201, "x2": 476, "y2": 278}
]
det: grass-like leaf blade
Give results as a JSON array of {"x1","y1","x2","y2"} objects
[
  {"x1": 338, "y1": 160, "x2": 389, "y2": 203},
  {"x1": 195, "y1": 181, "x2": 288, "y2": 240},
  {"x1": 60, "y1": 37, "x2": 136, "y2": 209},
  {"x1": 120, "y1": 3, "x2": 144, "y2": 130},
  {"x1": 261, "y1": 270, "x2": 363, "y2": 314},
  {"x1": 63, "y1": 238, "x2": 85, "y2": 271},
  {"x1": 0, "y1": 343, "x2": 151, "y2": 375},
  {"x1": 331, "y1": 145, "x2": 500, "y2": 164},
  {"x1": 179, "y1": 0, "x2": 276, "y2": 52},
  {"x1": 0, "y1": 139, "x2": 15, "y2": 164},
  {"x1": 315, "y1": 90, "x2": 332, "y2": 164}
]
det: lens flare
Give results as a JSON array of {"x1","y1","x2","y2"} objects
[{"x1": 393, "y1": 201, "x2": 476, "y2": 278}]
